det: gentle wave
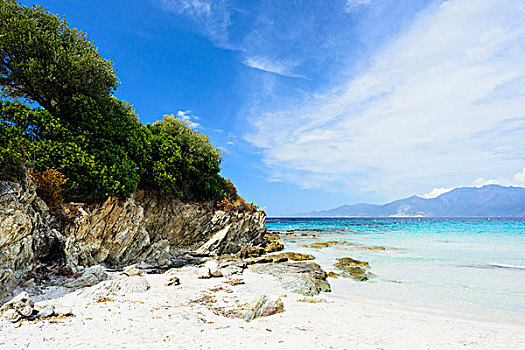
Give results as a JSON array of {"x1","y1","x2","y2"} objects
[
  {"x1": 489, "y1": 263, "x2": 525, "y2": 270},
  {"x1": 457, "y1": 263, "x2": 525, "y2": 270}
]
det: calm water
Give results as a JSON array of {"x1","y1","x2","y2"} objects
[{"x1": 266, "y1": 218, "x2": 525, "y2": 323}]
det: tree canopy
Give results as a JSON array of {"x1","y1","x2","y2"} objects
[
  {"x1": 0, "y1": 0, "x2": 119, "y2": 112},
  {"x1": 0, "y1": 0, "x2": 240, "y2": 207}
]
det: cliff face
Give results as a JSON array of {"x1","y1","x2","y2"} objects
[
  {"x1": 0, "y1": 176, "x2": 266, "y2": 282},
  {"x1": 61, "y1": 190, "x2": 266, "y2": 268}
]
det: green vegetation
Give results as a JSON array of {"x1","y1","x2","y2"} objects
[{"x1": 0, "y1": 0, "x2": 248, "y2": 208}]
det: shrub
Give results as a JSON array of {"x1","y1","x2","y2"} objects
[
  {"x1": 216, "y1": 179, "x2": 258, "y2": 213},
  {"x1": 28, "y1": 168, "x2": 67, "y2": 208},
  {"x1": 0, "y1": 99, "x2": 141, "y2": 202}
]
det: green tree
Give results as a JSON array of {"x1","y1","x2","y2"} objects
[
  {"x1": 144, "y1": 115, "x2": 227, "y2": 201},
  {"x1": 0, "y1": 0, "x2": 119, "y2": 112}
]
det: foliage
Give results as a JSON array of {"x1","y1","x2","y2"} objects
[
  {"x1": 0, "y1": 99, "x2": 139, "y2": 202},
  {"x1": 144, "y1": 115, "x2": 227, "y2": 201},
  {"x1": 217, "y1": 179, "x2": 258, "y2": 213},
  {"x1": 0, "y1": 0, "x2": 119, "y2": 112},
  {"x1": 0, "y1": 1, "x2": 256, "y2": 210},
  {"x1": 28, "y1": 167, "x2": 67, "y2": 208}
]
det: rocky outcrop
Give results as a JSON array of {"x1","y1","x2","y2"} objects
[
  {"x1": 62, "y1": 191, "x2": 266, "y2": 267},
  {"x1": 136, "y1": 190, "x2": 266, "y2": 256},
  {"x1": 0, "y1": 177, "x2": 61, "y2": 277},
  {"x1": 0, "y1": 176, "x2": 266, "y2": 284},
  {"x1": 0, "y1": 270, "x2": 18, "y2": 302},
  {"x1": 249, "y1": 261, "x2": 331, "y2": 296}
]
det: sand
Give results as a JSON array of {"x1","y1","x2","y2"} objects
[{"x1": 1, "y1": 266, "x2": 524, "y2": 349}]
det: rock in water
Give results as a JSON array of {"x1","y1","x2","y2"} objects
[
  {"x1": 64, "y1": 265, "x2": 107, "y2": 288},
  {"x1": 123, "y1": 265, "x2": 144, "y2": 277},
  {"x1": 334, "y1": 257, "x2": 370, "y2": 281},
  {"x1": 0, "y1": 292, "x2": 34, "y2": 322},
  {"x1": 237, "y1": 295, "x2": 284, "y2": 321},
  {"x1": 264, "y1": 242, "x2": 284, "y2": 253}
]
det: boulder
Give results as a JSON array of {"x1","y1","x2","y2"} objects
[
  {"x1": 217, "y1": 259, "x2": 245, "y2": 277},
  {"x1": 36, "y1": 305, "x2": 54, "y2": 318},
  {"x1": 197, "y1": 266, "x2": 212, "y2": 279},
  {"x1": 249, "y1": 262, "x2": 331, "y2": 296},
  {"x1": 79, "y1": 276, "x2": 150, "y2": 299},
  {"x1": 123, "y1": 265, "x2": 143, "y2": 277},
  {"x1": 165, "y1": 276, "x2": 180, "y2": 286},
  {"x1": 34, "y1": 301, "x2": 72, "y2": 317},
  {"x1": 0, "y1": 292, "x2": 34, "y2": 322},
  {"x1": 64, "y1": 265, "x2": 107, "y2": 288},
  {"x1": 237, "y1": 295, "x2": 284, "y2": 321},
  {"x1": 204, "y1": 260, "x2": 223, "y2": 277}
]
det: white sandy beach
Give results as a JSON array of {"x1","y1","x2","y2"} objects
[{"x1": 1, "y1": 266, "x2": 524, "y2": 350}]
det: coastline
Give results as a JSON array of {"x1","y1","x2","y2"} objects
[{"x1": 1, "y1": 265, "x2": 524, "y2": 349}]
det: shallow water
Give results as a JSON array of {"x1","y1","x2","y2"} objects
[{"x1": 266, "y1": 218, "x2": 525, "y2": 323}]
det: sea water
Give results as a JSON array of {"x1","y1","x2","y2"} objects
[{"x1": 266, "y1": 218, "x2": 525, "y2": 323}]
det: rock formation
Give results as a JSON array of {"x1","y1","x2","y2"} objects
[{"x1": 0, "y1": 176, "x2": 266, "y2": 299}]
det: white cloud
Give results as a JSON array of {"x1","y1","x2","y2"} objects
[
  {"x1": 473, "y1": 167, "x2": 525, "y2": 187},
  {"x1": 421, "y1": 187, "x2": 455, "y2": 199},
  {"x1": 246, "y1": 0, "x2": 525, "y2": 200},
  {"x1": 175, "y1": 110, "x2": 200, "y2": 128},
  {"x1": 422, "y1": 166, "x2": 525, "y2": 198}
]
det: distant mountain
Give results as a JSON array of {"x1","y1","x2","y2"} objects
[{"x1": 304, "y1": 185, "x2": 525, "y2": 217}]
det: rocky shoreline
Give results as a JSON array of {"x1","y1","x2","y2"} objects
[{"x1": 0, "y1": 175, "x2": 266, "y2": 301}]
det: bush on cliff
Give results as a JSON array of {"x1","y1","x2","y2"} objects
[{"x1": 144, "y1": 115, "x2": 227, "y2": 201}]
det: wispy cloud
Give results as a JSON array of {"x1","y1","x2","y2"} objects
[
  {"x1": 344, "y1": 0, "x2": 371, "y2": 12},
  {"x1": 246, "y1": 0, "x2": 525, "y2": 200},
  {"x1": 159, "y1": 0, "x2": 231, "y2": 46},
  {"x1": 243, "y1": 56, "x2": 305, "y2": 78}
]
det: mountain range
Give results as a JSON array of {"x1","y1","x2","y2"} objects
[{"x1": 303, "y1": 185, "x2": 525, "y2": 217}]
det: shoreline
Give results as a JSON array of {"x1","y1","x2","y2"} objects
[{"x1": 1, "y1": 265, "x2": 524, "y2": 349}]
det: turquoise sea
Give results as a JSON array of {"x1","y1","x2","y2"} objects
[{"x1": 266, "y1": 218, "x2": 525, "y2": 323}]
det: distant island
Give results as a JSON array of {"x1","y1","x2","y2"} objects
[{"x1": 301, "y1": 185, "x2": 525, "y2": 217}]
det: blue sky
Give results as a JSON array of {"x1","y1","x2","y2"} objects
[{"x1": 21, "y1": 0, "x2": 525, "y2": 215}]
